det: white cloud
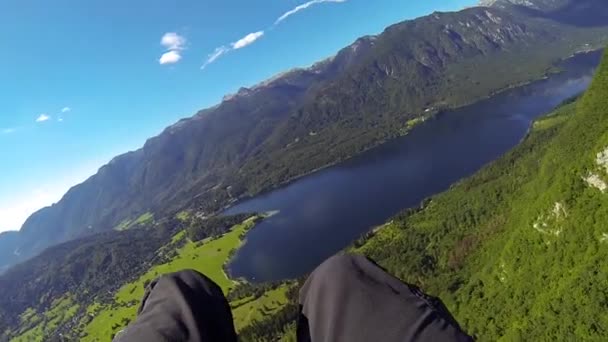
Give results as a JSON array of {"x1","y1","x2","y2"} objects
[
  {"x1": 201, "y1": 31, "x2": 264, "y2": 69},
  {"x1": 231, "y1": 31, "x2": 265, "y2": 49},
  {"x1": 159, "y1": 32, "x2": 186, "y2": 65},
  {"x1": 36, "y1": 114, "x2": 50, "y2": 122},
  {"x1": 161, "y1": 32, "x2": 186, "y2": 51},
  {"x1": 58, "y1": 118, "x2": 64, "y2": 122},
  {"x1": 275, "y1": 0, "x2": 347, "y2": 24},
  {"x1": 159, "y1": 50, "x2": 182, "y2": 65},
  {"x1": 61, "y1": 107, "x2": 71, "y2": 113},
  {"x1": 1, "y1": 128, "x2": 15, "y2": 134}
]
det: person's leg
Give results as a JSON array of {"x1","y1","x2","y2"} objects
[
  {"x1": 297, "y1": 254, "x2": 473, "y2": 342},
  {"x1": 113, "y1": 270, "x2": 237, "y2": 342}
]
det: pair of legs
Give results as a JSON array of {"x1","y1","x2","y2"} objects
[{"x1": 114, "y1": 254, "x2": 472, "y2": 342}]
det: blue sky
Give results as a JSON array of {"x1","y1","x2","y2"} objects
[{"x1": 0, "y1": 0, "x2": 476, "y2": 232}]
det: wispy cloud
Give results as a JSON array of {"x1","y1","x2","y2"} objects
[
  {"x1": 36, "y1": 114, "x2": 50, "y2": 122},
  {"x1": 276, "y1": 0, "x2": 347, "y2": 24},
  {"x1": 201, "y1": 31, "x2": 265, "y2": 69},
  {"x1": 200, "y1": 0, "x2": 347, "y2": 70},
  {"x1": 232, "y1": 31, "x2": 264, "y2": 49},
  {"x1": 202, "y1": 46, "x2": 230, "y2": 70},
  {"x1": 1, "y1": 128, "x2": 15, "y2": 134},
  {"x1": 159, "y1": 32, "x2": 186, "y2": 65},
  {"x1": 61, "y1": 107, "x2": 71, "y2": 113}
]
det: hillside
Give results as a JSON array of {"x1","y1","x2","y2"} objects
[
  {"x1": 353, "y1": 49, "x2": 608, "y2": 340},
  {"x1": 2, "y1": 0, "x2": 608, "y2": 272}
]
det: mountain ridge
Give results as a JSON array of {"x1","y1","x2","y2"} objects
[
  {"x1": 2, "y1": 0, "x2": 608, "y2": 273},
  {"x1": 479, "y1": 0, "x2": 570, "y2": 10}
]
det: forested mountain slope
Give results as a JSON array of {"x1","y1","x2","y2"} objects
[
  {"x1": 355, "y1": 49, "x2": 608, "y2": 340},
  {"x1": 2, "y1": 0, "x2": 608, "y2": 273},
  {"x1": 231, "y1": 46, "x2": 608, "y2": 341}
]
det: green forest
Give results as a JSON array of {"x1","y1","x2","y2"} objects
[{"x1": 354, "y1": 50, "x2": 608, "y2": 340}]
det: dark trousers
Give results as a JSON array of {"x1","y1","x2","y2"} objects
[{"x1": 114, "y1": 254, "x2": 472, "y2": 342}]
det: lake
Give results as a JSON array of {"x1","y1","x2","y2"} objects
[{"x1": 224, "y1": 51, "x2": 602, "y2": 282}]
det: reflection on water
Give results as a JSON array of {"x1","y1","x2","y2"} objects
[{"x1": 225, "y1": 51, "x2": 602, "y2": 282}]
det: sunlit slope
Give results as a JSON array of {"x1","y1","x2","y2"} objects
[{"x1": 358, "y1": 50, "x2": 608, "y2": 340}]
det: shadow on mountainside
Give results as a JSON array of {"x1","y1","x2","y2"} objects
[{"x1": 510, "y1": 0, "x2": 608, "y2": 28}]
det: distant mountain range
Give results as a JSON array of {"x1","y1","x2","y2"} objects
[{"x1": 2, "y1": 0, "x2": 608, "y2": 273}]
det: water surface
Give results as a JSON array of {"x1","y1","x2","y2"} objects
[{"x1": 225, "y1": 51, "x2": 602, "y2": 282}]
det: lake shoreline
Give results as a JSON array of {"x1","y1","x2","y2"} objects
[
  {"x1": 221, "y1": 49, "x2": 604, "y2": 215},
  {"x1": 224, "y1": 49, "x2": 602, "y2": 283}
]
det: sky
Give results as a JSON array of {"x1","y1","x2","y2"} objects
[{"x1": 0, "y1": 0, "x2": 476, "y2": 232}]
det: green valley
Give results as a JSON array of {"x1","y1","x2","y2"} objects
[
  {"x1": 81, "y1": 216, "x2": 255, "y2": 341},
  {"x1": 7, "y1": 215, "x2": 294, "y2": 341}
]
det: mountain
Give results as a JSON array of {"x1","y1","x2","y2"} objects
[
  {"x1": 2, "y1": 0, "x2": 608, "y2": 272},
  {"x1": 0, "y1": 232, "x2": 19, "y2": 273}
]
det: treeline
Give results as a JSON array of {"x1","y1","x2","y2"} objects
[
  {"x1": 227, "y1": 281, "x2": 289, "y2": 303},
  {"x1": 238, "y1": 284, "x2": 302, "y2": 342},
  {"x1": 186, "y1": 213, "x2": 254, "y2": 242}
]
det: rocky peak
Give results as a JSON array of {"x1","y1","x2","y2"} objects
[{"x1": 479, "y1": 0, "x2": 570, "y2": 11}]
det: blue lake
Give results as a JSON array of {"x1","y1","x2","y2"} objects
[{"x1": 225, "y1": 51, "x2": 602, "y2": 282}]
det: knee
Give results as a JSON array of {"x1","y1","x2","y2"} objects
[
  {"x1": 317, "y1": 253, "x2": 359, "y2": 271},
  {"x1": 311, "y1": 253, "x2": 369, "y2": 281},
  {"x1": 157, "y1": 269, "x2": 222, "y2": 293},
  {"x1": 166, "y1": 269, "x2": 208, "y2": 282}
]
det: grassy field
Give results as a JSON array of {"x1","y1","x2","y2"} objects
[
  {"x1": 114, "y1": 212, "x2": 154, "y2": 231},
  {"x1": 232, "y1": 286, "x2": 289, "y2": 331},
  {"x1": 12, "y1": 296, "x2": 79, "y2": 342},
  {"x1": 175, "y1": 210, "x2": 192, "y2": 222},
  {"x1": 80, "y1": 216, "x2": 258, "y2": 341}
]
